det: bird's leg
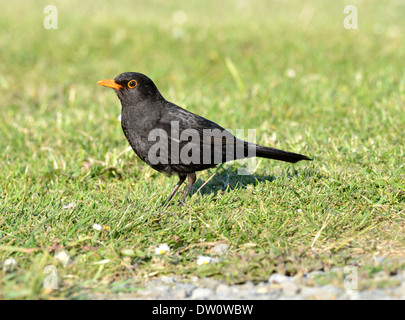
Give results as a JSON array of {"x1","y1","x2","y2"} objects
[
  {"x1": 179, "y1": 173, "x2": 197, "y2": 206},
  {"x1": 161, "y1": 174, "x2": 186, "y2": 207}
]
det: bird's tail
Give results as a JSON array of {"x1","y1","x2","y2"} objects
[{"x1": 254, "y1": 144, "x2": 312, "y2": 163}]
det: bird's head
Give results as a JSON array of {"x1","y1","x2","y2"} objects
[{"x1": 97, "y1": 72, "x2": 163, "y2": 105}]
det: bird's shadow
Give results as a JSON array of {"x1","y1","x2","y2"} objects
[
  {"x1": 189, "y1": 164, "x2": 296, "y2": 198},
  {"x1": 187, "y1": 163, "x2": 319, "y2": 200}
]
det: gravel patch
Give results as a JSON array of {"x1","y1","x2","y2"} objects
[{"x1": 91, "y1": 269, "x2": 405, "y2": 300}]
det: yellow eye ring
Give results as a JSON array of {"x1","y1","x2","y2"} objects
[{"x1": 128, "y1": 80, "x2": 137, "y2": 89}]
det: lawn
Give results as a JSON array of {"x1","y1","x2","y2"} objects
[{"x1": 0, "y1": 0, "x2": 404, "y2": 299}]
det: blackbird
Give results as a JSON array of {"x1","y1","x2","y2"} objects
[{"x1": 98, "y1": 72, "x2": 311, "y2": 205}]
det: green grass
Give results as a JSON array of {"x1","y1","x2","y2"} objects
[{"x1": 0, "y1": 0, "x2": 404, "y2": 299}]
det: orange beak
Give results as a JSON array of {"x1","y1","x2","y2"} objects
[{"x1": 97, "y1": 79, "x2": 123, "y2": 90}]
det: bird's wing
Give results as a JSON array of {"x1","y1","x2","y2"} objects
[{"x1": 160, "y1": 103, "x2": 241, "y2": 147}]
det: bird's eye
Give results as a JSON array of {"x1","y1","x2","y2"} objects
[{"x1": 128, "y1": 80, "x2": 137, "y2": 89}]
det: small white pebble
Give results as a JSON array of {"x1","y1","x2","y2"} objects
[
  {"x1": 191, "y1": 287, "x2": 213, "y2": 299},
  {"x1": 269, "y1": 273, "x2": 290, "y2": 284},
  {"x1": 3, "y1": 258, "x2": 17, "y2": 272},
  {"x1": 210, "y1": 243, "x2": 229, "y2": 256}
]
